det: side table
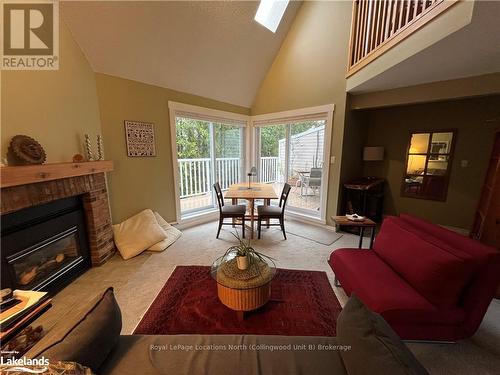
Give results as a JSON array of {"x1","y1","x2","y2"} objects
[{"x1": 332, "y1": 216, "x2": 377, "y2": 249}]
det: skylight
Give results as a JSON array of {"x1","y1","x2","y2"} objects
[{"x1": 254, "y1": 0, "x2": 290, "y2": 33}]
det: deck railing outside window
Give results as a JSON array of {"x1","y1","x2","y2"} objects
[
  {"x1": 259, "y1": 157, "x2": 280, "y2": 184},
  {"x1": 178, "y1": 157, "x2": 279, "y2": 198},
  {"x1": 347, "y1": 0, "x2": 457, "y2": 75}
]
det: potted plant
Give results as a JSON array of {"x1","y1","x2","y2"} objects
[{"x1": 224, "y1": 232, "x2": 268, "y2": 271}]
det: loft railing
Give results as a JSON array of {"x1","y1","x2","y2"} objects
[
  {"x1": 178, "y1": 157, "x2": 279, "y2": 199},
  {"x1": 347, "y1": 0, "x2": 458, "y2": 76}
]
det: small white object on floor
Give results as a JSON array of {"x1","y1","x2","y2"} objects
[{"x1": 148, "y1": 212, "x2": 182, "y2": 252}]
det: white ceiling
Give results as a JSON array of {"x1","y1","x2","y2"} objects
[
  {"x1": 61, "y1": 1, "x2": 302, "y2": 108},
  {"x1": 349, "y1": 0, "x2": 500, "y2": 93}
]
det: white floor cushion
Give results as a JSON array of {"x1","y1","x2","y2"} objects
[
  {"x1": 113, "y1": 209, "x2": 167, "y2": 260},
  {"x1": 148, "y1": 212, "x2": 182, "y2": 252}
]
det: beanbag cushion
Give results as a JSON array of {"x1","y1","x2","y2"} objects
[
  {"x1": 148, "y1": 212, "x2": 182, "y2": 252},
  {"x1": 113, "y1": 209, "x2": 166, "y2": 260}
]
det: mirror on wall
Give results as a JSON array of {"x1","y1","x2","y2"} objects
[{"x1": 402, "y1": 130, "x2": 456, "y2": 201}]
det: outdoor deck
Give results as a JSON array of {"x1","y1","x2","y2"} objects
[{"x1": 180, "y1": 182, "x2": 321, "y2": 214}]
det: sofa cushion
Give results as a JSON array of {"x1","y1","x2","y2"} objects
[
  {"x1": 399, "y1": 214, "x2": 496, "y2": 260},
  {"x1": 373, "y1": 218, "x2": 477, "y2": 308},
  {"x1": 147, "y1": 211, "x2": 182, "y2": 252},
  {"x1": 26, "y1": 288, "x2": 121, "y2": 372},
  {"x1": 113, "y1": 209, "x2": 167, "y2": 259},
  {"x1": 337, "y1": 295, "x2": 429, "y2": 375},
  {"x1": 329, "y1": 249, "x2": 465, "y2": 326},
  {"x1": 100, "y1": 334, "x2": 347, "y2": 375}
]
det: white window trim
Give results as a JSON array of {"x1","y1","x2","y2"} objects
[
  {"x1": 250, "y1": 104, "x2": 335, "y2": 223},
  {"x1": 169, "y1": 102, "x2": 335, "y2": 224},
  {"x1": 168, "y1": 101, "x2": 250, "y2": 223}
]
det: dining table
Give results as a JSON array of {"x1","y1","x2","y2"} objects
[{"x1": 224, "y1": 182, "x2": 279, "y2": 239}]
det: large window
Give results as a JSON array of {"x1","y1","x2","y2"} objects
[
  {"x1": 255, "y1": 119, "x2": 327, "y2": 218},
  {"x1": 402, "y1": 130, "x2": 456, "y2": 201},
  {"x1": 174, "y1": 111, "x2": 245, "y2": 218}
]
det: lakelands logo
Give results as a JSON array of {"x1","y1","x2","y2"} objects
[
  {"x1": 0, "y1": 356, "x2": 49, "y2": 373},
  {"x1": 1, "y1": 0, "x2": 59, "y2": 70}
]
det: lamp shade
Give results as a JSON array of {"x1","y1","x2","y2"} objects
[{"x1": 363, "y1": 147, "x2": 384, "y2": 161}]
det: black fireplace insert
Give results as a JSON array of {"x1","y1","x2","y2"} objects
[{"x1": 1, "y1": 196, "x2": 91, "y2": 295}]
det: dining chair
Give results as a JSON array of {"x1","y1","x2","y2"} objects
[
  {"x1": 301, "y1": 167, "x2": 322, "y2": 196},
  {"x1": 214, "y1": 182, "x2": 246, "y2": 239},
  {"x1": 257, "y1": 183, "x2": 291, "y2": 240}
]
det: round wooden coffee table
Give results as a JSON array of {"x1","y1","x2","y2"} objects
[{"x1": 211, "y1": 253, "x2": 276, "y2": 321}]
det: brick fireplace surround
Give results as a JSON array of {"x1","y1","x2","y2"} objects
[{"x1": 1, "y1": 164, "x2": 115, "y2": 265}]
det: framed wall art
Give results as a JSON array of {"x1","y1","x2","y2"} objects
[{"x1": 124, "y1": 120, "x2": 156, "y2": 157}]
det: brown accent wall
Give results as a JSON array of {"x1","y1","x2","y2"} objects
[{"x1": 362, "y1": 95, "x2": 500, "y2": 230}]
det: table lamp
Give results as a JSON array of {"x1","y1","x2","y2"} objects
[
  {"x1": 247, "y1": 166, "x2": 257, "y2": 189},
  {"x1": 363, "y1": 147, "x2": 384, "y2": 161}
]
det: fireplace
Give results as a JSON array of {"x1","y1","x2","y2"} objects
[
  {"x1": 1, "y1": 196, "x2": 91, "y2": 294},
  {"x1": 1, "y1": 162, "x2": 115, "y2": 295}
]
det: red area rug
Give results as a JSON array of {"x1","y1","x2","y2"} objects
[{"x1": 134, "y1": 265, "x2": 341, "y2": 336}]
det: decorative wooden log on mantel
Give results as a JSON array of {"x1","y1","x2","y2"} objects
[{"x1": 0, "y1": 160, "x2": 114, "y2": 188}]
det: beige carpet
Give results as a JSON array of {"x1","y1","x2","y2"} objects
[
  {"x1": 285, "y1": 220, "x2": 343, "y2": 245},
  {"x1": 35, "y1": 219, "x2": 500, "y2": 375}
]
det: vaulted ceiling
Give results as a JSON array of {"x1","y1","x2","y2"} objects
[{"x1": 61, "y1": 1, "x2": 302, "y2": 108}]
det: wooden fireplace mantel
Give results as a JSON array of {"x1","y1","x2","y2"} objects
[{"x1": 0, "y1": 160, "x2": 114, "y2": 188}]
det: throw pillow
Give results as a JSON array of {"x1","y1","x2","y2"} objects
[
  {"x1": 148, "y1": 212, "x2": 182, "y2": 252},
  {"x1": 337, "y1": 294, "x2": 429, "y2": 375},
  {"x1": 26, "y1": 288, "x2": 121, "y2": 372},
  {"x1": 113, "y1": 209, "x2": 167, "y2": 260}
]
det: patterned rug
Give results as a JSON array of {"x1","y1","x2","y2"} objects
[{"x1": 134, "y1": 265, "x2": 342, "y2": 336}]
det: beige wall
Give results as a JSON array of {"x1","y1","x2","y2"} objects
[
  {"x1": 95, "y1": 73, "x2": 249, "y2": 224},
  {"x1": 251, "y1": 1, "x2": 353, "y2": 225},
  {"x1": 362, "y1": 95, "x2": 500, "y2": 230},
  {"x1": 1, "y1": 21, "x2": 101, "y2": 163}
]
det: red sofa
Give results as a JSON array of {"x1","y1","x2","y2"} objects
[{"x1": 328, "y1": 214, "x2": 500, "y2": 341}]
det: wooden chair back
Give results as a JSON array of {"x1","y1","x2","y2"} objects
[
  {"x1": 213, "y1": 182, "x2": 224, "y2": 211},
  {"x1": 279, "y1": 183, "x2": 292, "y2": 213}
]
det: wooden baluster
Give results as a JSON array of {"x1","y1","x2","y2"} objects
[
  {"x1": 355, "y1": 0, "x2": 363, "y2": 63},
  {"x1": 374, "y1": 0, "x2": 382, "y2": 49},
  {"x1": 405, "y1": 0, "x2": 411, "y2": 25},
  {"x1": 361, "y1": 0, "x2": 370, "y2": 58},
  {"x1": 384, "y1": 0, "x2": 392, "y2": 41},
  {"x1": 413, "y1": 0, "x2": 419, "y2": 18},
  {"x1": 367, "y1": 0, "x2": 375, "y2": 53},
  {"x1": 348, "y1": 0, "x2": 358, "y2": 67},
  {"x1": 383, "y1": 0, "x2": 389, "y2": 42},
  {"x1": 390, "y1": 0, "x2": 398, "y2": 36},
  {"x1": 357, "y1": 0, "x2": 364, "y2": 62},
  {"x1": 398, "y1": 0, "x2": 404, "y2": 30}
]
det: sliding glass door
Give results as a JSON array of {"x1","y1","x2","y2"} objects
[
  {"x1": 256, "y1": 120, "x2": 326, "y2": 218},
  {"x1": 176, "y1": 116, "x2": 244, "y2": 217}
]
